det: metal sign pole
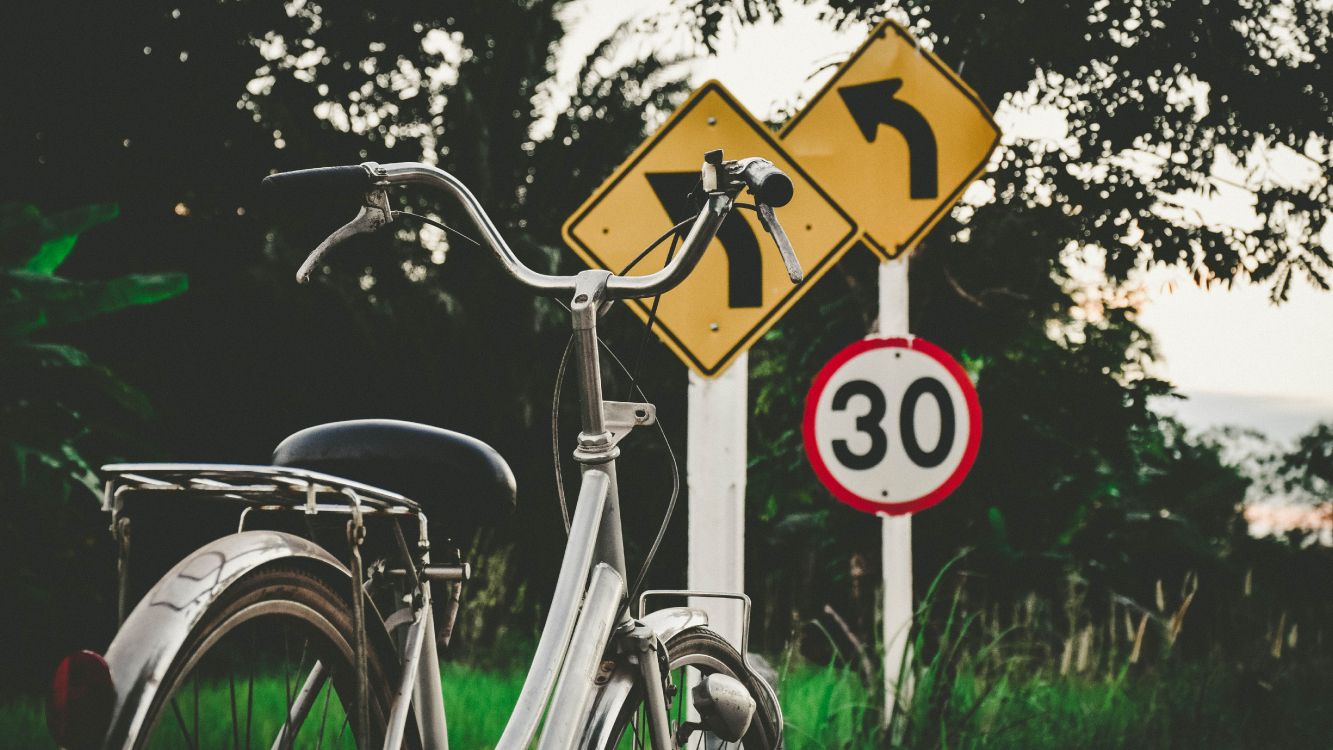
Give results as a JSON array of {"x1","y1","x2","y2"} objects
[
  {"x1": 878, "y1": 258, "x2": 913, "y2": 724},
  {"x1": 686, "y1": 352, "x2": 748, "y2": 648}
]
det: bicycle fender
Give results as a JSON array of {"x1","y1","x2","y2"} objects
[
  {"x1": 576, "y1": 606, "x2": 710, "y2": 749},
  {"x1": 99, "y1": 530, "x2": 356, "y2": 749}
]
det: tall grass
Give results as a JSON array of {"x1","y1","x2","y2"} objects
[
  {"x1": 777, "y1": 661, "x2": 879, "y2": 749},
  {"x1": 774, "y1": 641, "x2": 1333, "y2": 749},
  {"x1": 773, "y1": 554, "x2": 1333, "y2": 750},
  {"x1": 6, "y1": 625, "x2": 1330, "y2": 748}
]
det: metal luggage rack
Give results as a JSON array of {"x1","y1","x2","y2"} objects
[
  {"x1": 100, "y1": 462, "x2": 422, "y2": 519},
  {"x1": 100, "y1": 463, "x2": 435, "y2": 625}
]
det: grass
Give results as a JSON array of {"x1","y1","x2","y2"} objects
[
  {"x1": 7, "y1": 664, "x2": 527, "y2": 750},
  {"x1": 7, "y1": 658, "x2": 1331, "y2": 748},
  {"x1": 778, "y1": 661, "x2": 878, "y2": 749}
]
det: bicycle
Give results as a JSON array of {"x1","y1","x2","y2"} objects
[{"x1": 47, "y1": 149, "x2": 804, "y2": 749}]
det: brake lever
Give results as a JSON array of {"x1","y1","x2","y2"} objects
[
  {"x1": 755, "y1": 202, "x2": 804, "y2": 284},
  {"x1": 295, "y1": 189, "x2": 394, "y2": 283}
]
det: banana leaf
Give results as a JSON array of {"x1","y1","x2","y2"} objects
[
  {"x1": 2, "y1": 269, "x2": 188, "y2": 335},
  {"x1": 0, "y1": 203, "x2": 119, "y2": 272}
]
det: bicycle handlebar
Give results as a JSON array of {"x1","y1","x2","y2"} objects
[
  {"x1": 731, "y1": 158, "x2": 794, "y2": 207},
  {"x1": 265, "y1": 153, "x2": 798, "y2": 299},
  {"x1": 261, "y1": 164, "x2": 374, "y2": 196}
]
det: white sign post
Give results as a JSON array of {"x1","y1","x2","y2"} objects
[
  {"x1": 803, "y1": 260, "x2": 982, "y2": 724},
  {"x1": 879, "y1": 258, "x2": 913, "y2": 723},
  {"x1": 687, "y1": 352, "x2": 748, "y2": 647}
]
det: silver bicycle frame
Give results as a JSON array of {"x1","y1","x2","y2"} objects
[
  {"x1": 493, "y1": 270, "x2": 654, "y2": 749},
  {"x1": 100, "y1": 159, "x2": 755, "y2": 750},
  {"x1": 368, "y1": 159, "x2": 740, "y2": 747}
]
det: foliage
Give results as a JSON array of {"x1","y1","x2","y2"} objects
[
  {"x1": 687, "y1": 0, "x2": 1331, "y2": 296},
  {"x1": 723, "y1": 0, "x2": 1329, "y2": 653},
  {"x1": 0, "y1": 203, "x2": 186, "y2": 695},
  {"x1": 7, "y1": 649, "x2": 1331, "y2": 749},
  {"x1": 0, "y1": 0, "x2": 696, "y2": 688},
  {"x1": 1277, "y1": 421, "x2": 1333, "y2": 496},
  {"x1": 1, "y1": 203, "x2": 186, "y2": 496},
  {"x1": 879, "y1": 550, "x2": 1333, "y2": 749},
  {"x1": 0, "y1": 0, "x2": 1328, "y2": 705}
]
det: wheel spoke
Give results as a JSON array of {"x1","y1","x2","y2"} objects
[
  {"x1": 245, "y1": 632, "x2": 255, "y2": 750},
  {"x1": 277, "y1": 633, "x2": 311, "y2": 749},
  {"x1": 338, "y1": 712, "x2": 351, "y2": 744},
  {"x1": 283, "y1": 623, "x2": 293, "y2": 716},
  {"x1": 127, "y1": 570, "x2": 386, "y2": 750},
  {"x1": 314, "y1": 671, "x2": 334, "y2": 750},
  {"x1": 229, "y1": 670, "x2": 240, "y2": 750},
  {"x1": 675, "y1": 667, "x2": 686, "y2": 730},
  {"x1": 192, "y1": 674, "x2": 199, "y2": 746},
  {"x1": 170, "y1": 696, "x2": 200, "y2": 750}
]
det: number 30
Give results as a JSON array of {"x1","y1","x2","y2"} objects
[{"x1": 831, "y1": 378, "x2": 954, "y2": 470}]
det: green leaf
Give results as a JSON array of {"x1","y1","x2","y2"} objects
[
  {"x1": 2, "y1": 269, "x2": 188, "y2": 335},
  {"x1": 25, "y1": 234, "x2": 80, "y2": 275},
  {"x1": 2, "y1": 341, "x2": 92, "y2": 368},
  {"x1": 0, "y1": 342, "x2": 153, "y2": 416},
  {"x1": 1, "y1": 203, "x2": 119, "y2": 273}
]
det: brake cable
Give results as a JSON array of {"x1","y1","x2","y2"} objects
[
  {"x1": 393, "y1": 209, "x2": 482, "y2": 247},
  {"x1": 549, "y1": 223, "x2": 686, "y2": 536},
  {"x1": 394, "y1": 207, "x2": 689, "y2": 602}
]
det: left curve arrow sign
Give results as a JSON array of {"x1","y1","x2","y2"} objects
[{"x1": 838, "y1": 78, "x2": 938, "y2": 200}]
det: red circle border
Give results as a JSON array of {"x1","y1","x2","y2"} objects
[{"x1": 802, "y1": 337, "x2": 982, "y2": 516}]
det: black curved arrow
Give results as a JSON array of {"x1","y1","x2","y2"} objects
[
  {"x1": 645, "y1": 171, "x2": 761, "y2": 308},
  {"x1": 837, "y1": 78, "x2": 938, "y2": 200}
]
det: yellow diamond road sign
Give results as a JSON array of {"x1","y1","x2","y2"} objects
[
  {"x1": 782, "y1": 19, "x2": 1000, "y2": 259},
  {"x1": 563, "y1": 81, "x2": 857, "y2": 377}
]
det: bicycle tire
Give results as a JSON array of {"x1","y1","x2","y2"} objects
[
  {"x1": 605, "y1": 627, "x2": 782, "y2": 749},
  {"x1": 129, "y1": 562, "x2": 418, "y2": 749}
]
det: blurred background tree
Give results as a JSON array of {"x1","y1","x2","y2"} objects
[
  {"x1": 713, "y1": 0, "x2": 1331, "y2": 655},
  {"x1": 0, "y1": 0, "x2": 1328, "y2": 706},
  {"x1": 0, "y1": 203, "x2": 185, "y2": 691},
  {"x1": 1, "y1": 0, "x2": 696, "y2": 685}
]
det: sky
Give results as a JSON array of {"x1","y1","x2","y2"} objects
[{"x1": 552, "y1": 0, "x2": 1333, "y2": 445}]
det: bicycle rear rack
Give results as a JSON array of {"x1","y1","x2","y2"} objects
[
  {"x1": 100, "y1": 463, "x2": 436, "y2": 627},
  {"x1": 101, "y1": 462, "x2": 422, "y2": 517},
  {"x1": 100, "y1": 463, "x2": 452, "y2": 748}
]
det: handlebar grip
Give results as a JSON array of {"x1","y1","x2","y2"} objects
[
  {"x1": 737, "y1": 159, "x2": 794, "y2": 207},
  {"x1": 261, "y1": 165, "x2": 373, "y2": 197}
]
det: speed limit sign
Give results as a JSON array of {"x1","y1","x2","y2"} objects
[{"x1": 803, "y1": 337, "x2": 981, "y2": 515}]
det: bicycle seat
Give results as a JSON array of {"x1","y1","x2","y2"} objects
[{"x1": 272, "y1": 419, "x2": 516, "y2": 526}]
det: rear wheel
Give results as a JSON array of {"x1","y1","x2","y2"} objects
[
  {"x1": 132, "y1": 564, "x2": 414, "y2": 749},
  {"x1": 609, "y1": 628, "x2": 782, "y2": 749}
]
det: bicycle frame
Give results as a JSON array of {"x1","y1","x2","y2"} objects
[
  {"x1": 97, "y1": 274, "x2": 705, "y2": 750},
  {"x1": 374, "y1": 268, "x2": 693, "y2": 748},
  {"x1": 96, "y1": 157, "x2": 787, "y2": 750},
  {"x1": 358, "y1": 160, "x2": 748, "y2": 749}
]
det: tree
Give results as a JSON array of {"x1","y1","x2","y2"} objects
[
  {"x1": 0, "y1": 0, "x2": 696, "y2": 681},
  {"x1": 1, "y1": 0, "x2": 1327, "y2": 683},
  {"x1": 0, "y1": 202, "x2": 186, "y2": 692},
  {"x1": 1, "y1": 202, "x2": 186, "y2": 495},
  {"x1": 699, "y1": 0, "x2": 1329, "y2": 646}
]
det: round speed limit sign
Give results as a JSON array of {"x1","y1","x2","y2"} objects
[{"x1": 803, "y1": 337, "x2": 981, "y2": 515}]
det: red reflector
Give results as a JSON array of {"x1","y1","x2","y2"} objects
[{"x1": 47, "y1": 650, "x2": 115, "y2": 750}]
